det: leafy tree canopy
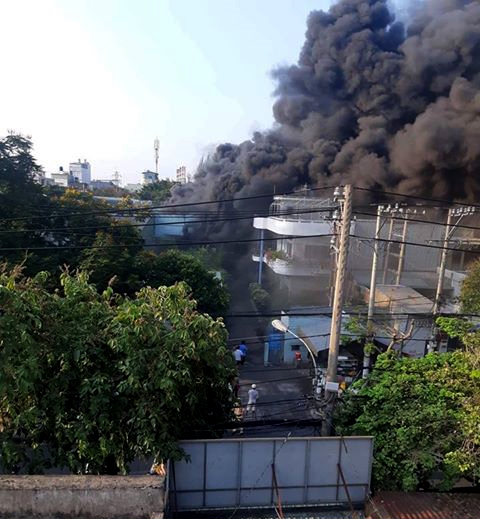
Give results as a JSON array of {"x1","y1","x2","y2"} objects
[
  {"x1": 458, "y1": 258, "x2": 480, "y2": 314},
  {"x1": 336, "y1": 261, "x2": 480, "y2": 491},
  {"x1": 0, "y1": 267, "x2": 235, "y2": 474},
  {"x1": 132, "y1": 249, "x2": 230, "y2": 316},
  {"x1": 336, "y1": 350, "x2": 479, "y2": 491},
  {"x1": 138, "y1": 179, "x2": 176, "y2": 202},
  {"x1": 0, "y1": 135, "x2": 230, "y2": 316}
]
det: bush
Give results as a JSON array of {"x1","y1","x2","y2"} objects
[{"x1": 249, "y1": 282, "x2": 271, "y2": 313}]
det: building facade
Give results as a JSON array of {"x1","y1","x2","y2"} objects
[
  {"x1": 69, "y1": 159, "x2": 91, "y2": 185},
  {"x1": 50, "y1": 167, "x2": 71, "y2": 187},
  {"x1": 176, "y1": 166, "x2": 187, "y2": 184},
  {"x1": 141, "y1": 170, "x2": 158, "y2": 185},
  {"x1": 253, "y1": 194, "x2": 480, "y2": 311}
]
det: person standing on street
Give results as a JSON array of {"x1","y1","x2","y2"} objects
[
  {"x1": 239, "y1": 340, "x2": 248, "y2": 365},
  {"x1": 246, "y1": 383, "x2": 259, "y2": 418},
  {"x1": 294, "y1": 349, "x2": 302, "y2": 368},
  {"x1": 233, "y1": 346, "x2": 243, "y2": 367}
]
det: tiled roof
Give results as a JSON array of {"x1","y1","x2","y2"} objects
[{"x1": 368, "y1": 492, "x2": 480, "y2": 519}]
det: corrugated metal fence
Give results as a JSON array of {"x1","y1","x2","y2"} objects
[{"x1": 168, "y1": 436, "x2": 373, "y2": 513}]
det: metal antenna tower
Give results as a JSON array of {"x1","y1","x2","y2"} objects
[
  {"x1": 154, "y1": 138, "x2": 160, "y2": 174},
  {"x1": 112, "y1": 170, "x2": 121, "y2": 186}
]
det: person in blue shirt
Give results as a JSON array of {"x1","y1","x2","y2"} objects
[{"x1": 239, "y1": 341, "x2": 248, "y2": 365}]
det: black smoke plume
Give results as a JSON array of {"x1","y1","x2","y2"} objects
[{"x1": 171, "y1": 0, "x2": 480, "y2": 241}]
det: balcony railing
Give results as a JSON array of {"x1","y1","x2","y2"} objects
[{"x1": 252, "y1": 250, "x2": 331, "y2": 276}]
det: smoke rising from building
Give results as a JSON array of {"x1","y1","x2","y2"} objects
[{"x1": 171, "y1": 0, "x2": 480, "y2": 240}]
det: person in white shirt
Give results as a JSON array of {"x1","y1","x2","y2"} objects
[
  {"x1": 233, "y1": 346, "x2": 243, "y2": 366},
  {"x1": 246, "y1": 384, "x2": 259, "y2": 418}
]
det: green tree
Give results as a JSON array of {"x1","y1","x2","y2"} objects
[
  {"x1": 0, "y1": 134, "x2": 59, "y2": 268},
  {"x1": 138, "y1": 179, "x2": 176, "y2": 202},
  {"x1": 32, "y1": 189, "x2": 139, "y2": 277},
  {"x1": 249, "y1": 282, "x2": 271, "y2": 313},
  {"x1": 336, "y1": 351, "x2": 479, "y2": 491},
  {"x1": 0, "y1": 134, "x2": 229, "y2": 315},
  {"x1": 133, "y1": 249, "x2": 230, "y2": 316},
  {"x1": 79, "y1": 224, "x2": 144, "y2": 294},
  {"x1": 336, "y1": 260, "x2": 480, "y2": 491},
  {"x1": 458, "y1": 258, "x2": 480, "y2": 314},
  {"x1": 0, "y1": 267, "x2": 235, "y2": 474}
]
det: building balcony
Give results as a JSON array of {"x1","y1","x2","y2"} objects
[
  {"x1": 252, "y1": 253, "x2": 331, "y2": 277},
  {"x1": 253, "y1": 216, "x2": 356, "y2": 237},
  {"x1": 253, "y1": 216, "x2": 334, "y2": 237}
]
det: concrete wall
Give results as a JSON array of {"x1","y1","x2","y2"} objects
[{"x1": 0, "y1": 475, "x2": 165, "y2": 519}]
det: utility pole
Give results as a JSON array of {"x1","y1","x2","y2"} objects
[
  {"x1": 395, "y1": 212, "x2": 409, "y2": 285},
  {"x1": 382, "y1": 215, "x2": 395, "y2": 285},
  {"x1": 322, "y1": 184, "x2": 352, "y2": 436},
  {"x1": 363, "y1": 204, "x2": 383, "y2": 379},
  {"x1": 433, "y1": 208, "x2": 454, "y2": 315},
  {"x1": 329, "y1": 218, "x2": 339, "y2": 306}
]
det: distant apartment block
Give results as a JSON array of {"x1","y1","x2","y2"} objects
[
  {"x1": 141, "y1": 170, "x2": 158, "y2": 185},
  {"x1": 176, "y1": 165, "x2": 187, "y2": 184},
  {"x1": 69, "y1": 159, "x2": 91, "y2": 184},
  {"x1": 50, "y1": 167, "x2": 71, "y2": 187}
]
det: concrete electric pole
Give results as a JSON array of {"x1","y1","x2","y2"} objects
[
  {"x1": 395, "y1": 212, "x2": 409, "y2": 285},
  {"x1": 322, "y1": 184, "x2": 353, "y2": 435},
  {"x1": 433, "y1": 208, "x2": 454, "y2": 316},
  {"x1": 382, "y1": 215, "x2": 395, "y2": 285},
  {"x1": 363, "y1": 204, "x2": 383, "y2": 379}
]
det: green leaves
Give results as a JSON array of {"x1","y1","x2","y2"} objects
[
  {"x1": 336, "y1": 351, "x2": 480, "y2": 491},
  {"x1": 0, "y1": 269, "x2": 234, "y2": 475}
]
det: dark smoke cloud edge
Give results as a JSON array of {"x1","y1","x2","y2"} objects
[{"x1": 171, "y1": 0, "x2": 480, "y2": 239}]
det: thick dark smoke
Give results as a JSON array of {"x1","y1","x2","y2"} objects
[{"x1": 171, "y1": 0, "x2": 480, "y2": 240}]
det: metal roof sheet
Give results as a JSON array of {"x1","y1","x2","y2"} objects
[{"x1": 368, "y1": 492, "x2": 480, "y2": 519}]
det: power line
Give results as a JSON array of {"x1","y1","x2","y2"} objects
[
  {"x1": 232, "y1": 397, "x2": 307, "y2": 409},
  {"x1": 355, "y1": 186, "x2": 480, "y2": 211},
  {"x1": 354, "y1": 210, "x2": 480, "y2": 234},
  {"x1": 0, "y1": 207, "x2": 336, "y2": 237},
  {"x1": 238, "y1": 374, "x2": 312, "y2": 387},
  {"x1": 351, "y1": 234, "x2": 480, "y2": 255},
  {"x1": 3, "y1": 215, "x2": 480, "y2": 258},
  {"x1": 229, "y1": 294, "x2": 448, "y2": 318},
  {"x1": 0, "y1": 186, "x2": 333, "y2": 223},
  {"x1": 0, "y1": 232, "x2": 334, "y2": 253}
]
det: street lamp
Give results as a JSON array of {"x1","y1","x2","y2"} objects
[{"x1": 271, "y1": 319, "x2": 322, "y2": 396}]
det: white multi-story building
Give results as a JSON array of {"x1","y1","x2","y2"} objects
[
  {"x1": 253, "y1": 196, "x2": 341, "y2": 304},
  {"x1": 50, "y1": 167, "x2": 71, "y2": 187},
  {"x1": 252, "y1": 193, "x2": 480, "y2": 308},
  {"x1": 176, "y1": 165, "x2": 187, "y2": 184},
  {"x1": 253, "y1": 193, "x2": 480, "y2": 359},
  {"x1": 69, "y1": 159, "x2": 91, "y2": 185}
]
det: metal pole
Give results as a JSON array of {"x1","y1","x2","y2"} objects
[
  {"x1": 258, "y1": 228, "x2": 265, "y2": 285},
  {"x1": 323, "y1": 184, "x2": 352, "y2": 434},
  {"x1": 363, "y1": 205, "x2": 383, "y2": 379},
  {"x1": 395, "y1": 214, "x2": 409, "y2": 285},
  {"x1": 382, "y1": 215, "x2": 395, "y2": 285},
  {"x1": 433, "y1": 209, "x2": 454, "y2": 315},
  {"x1": 329, "y1": 220, "x2": 339, "y2": 306}
]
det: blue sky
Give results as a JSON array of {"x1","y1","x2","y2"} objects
[{"x1": 0, "y1": 0, "x2": 404, "y2": 184}]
